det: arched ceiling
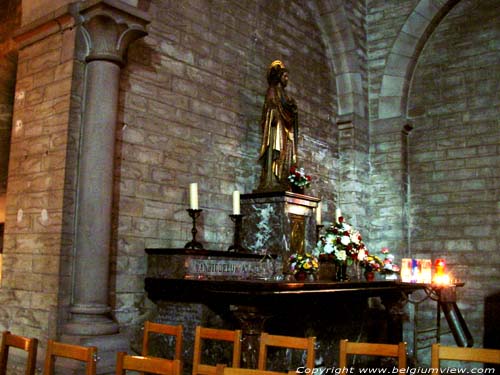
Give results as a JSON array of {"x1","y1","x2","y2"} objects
[
  {"x1": 307, "y1": 0, "x2": 365, "y2": 119},
  {"x1": 307, "y1": 0, "x2": 462, "y2": 122}
]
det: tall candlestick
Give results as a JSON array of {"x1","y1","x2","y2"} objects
[
  {"x1": 316, "y1": 202, "x2": 322, "y2": 225},
  {"x1": 189, "y1": 183, "x2": 198, "y2": 209},
  {"x1": 335, "y1": 208, "x2": 342, "y2": 223},
  {"x1": 232, "y1": 190, "x2": 240, "y2": 215}
]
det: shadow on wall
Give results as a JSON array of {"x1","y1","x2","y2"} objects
[
  {"x1": 484, "y1": 292, "x2": 500, "y2": 372},
  {"x1": 484, "y1": 292, "x2": 500, "y2": 350}
]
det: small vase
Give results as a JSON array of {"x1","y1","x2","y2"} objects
[
  {"x1": 295, "y1": 272, "x2": 307, "y2": 281},
  {"x1": 336, "y1": 262, "x2": 348, "y2": 281},
  {"x1": 364, "y1": 271, "x2": 375, "y2": 282},
  {"x1": 318, "y1": 260, "x2": 336, "y2": 281},
  {"x1": 290, "y1": 185, "x2": 305, "y2": 194}
]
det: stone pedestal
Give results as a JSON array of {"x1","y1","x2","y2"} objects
[{"x1": 240, "y1": 191, "x2": 320, "y2": 262}]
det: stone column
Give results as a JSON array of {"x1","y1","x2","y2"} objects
[{"x1": 64, "y1": 0, "x2": 149, "y2": 337}]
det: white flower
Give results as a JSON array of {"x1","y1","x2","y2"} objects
[
  {"x1": 324, "y1": 243, "x2": 334, "y2": 254},
  {"x1": 357, "y1": 249, "x2": 366, "y2": 261},
  {"x1": 335, "y1": 249, "x2": 347, "y2": 261},
  {"x1": 351, "y1": 230, "x2": 360, "y2": 245},
  {"x1": 341, "y1": 235, "x2": 350, "y2": 246}
]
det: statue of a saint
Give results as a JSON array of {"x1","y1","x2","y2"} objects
[{"x1": 257, "y1": 60, "x2": 299, "y2": 192}]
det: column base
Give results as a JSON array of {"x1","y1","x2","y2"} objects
[
  {"x1": 65, "y1": 303, "x2": 119, "y2": 335},
  {"x1": 60, "y1": 333, "x2": 130, "y2": 374},
  {"x1": 64, "y1": 316, "x2": 119, "y2": 336}
]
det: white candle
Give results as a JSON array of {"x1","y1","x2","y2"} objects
[
  {"x1": 232, "y1": 190, "x2": 240, "y2": 215},
  {"x1": 189, "y1": 183, "x2": 198, "y2": 209},
  {"x1": 316, "y1": 202, "x2": 322, "y2": 225},
  {"x1": 335, "y1": 208, "x2": 342, "y2": 223}
]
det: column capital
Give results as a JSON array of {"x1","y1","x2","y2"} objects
[{"x1": 76, "y1": 0, "x2": 150, "y2": 65}]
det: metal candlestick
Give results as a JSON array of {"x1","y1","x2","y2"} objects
[
  {"x1": 184, "y1": 209, "x2": 204, "y2": 249},
  {"x1": 316, "y1": 224, "x2": 324, "y2": 243},
  {"x1": 228, "y1": 214, "x2": 246, "y2": 252}
]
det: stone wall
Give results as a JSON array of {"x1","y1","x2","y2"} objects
[
  {"x1": 0, "y1": 0, "x2": 20, "y2": 200},
  {"x1": 0, "y1": 0, "x2": 498, "y2": 372},
  {"x1": 0, "y1": 22, "x2": 76, "y2": 350},
  {"x1": 114, "y1": 0, "x2": 337, "y2": 335},
  {"x1": 407, "y1": 0, "x2": 500, "y2": 351},
  {"x1": 368, "y1": 0, "x2": 500, "y2": 363}
]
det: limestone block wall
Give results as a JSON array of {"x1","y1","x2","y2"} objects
[
  {"x1": 0, "y1": 25, "x2": 76, "y2": 346},
  {"x1": 369, "y1": 0, "x2": 500, "y2": 358},
  {"x1": 114, "y1": 0, "x2": 337, "y2": 337},
  {"x1": 0, "y1": 0, "x2": 20, "y2": 200},
  {"x1": 407, "y1": 0, "x2": 500, "y2": 350},
  {"x1": 367, "y1": 0, "x2": 419, "y2": 119}
]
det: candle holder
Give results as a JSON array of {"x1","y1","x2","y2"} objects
[
  {"x1": 228, "y1": 214, "x2": 246, "y2": 252},
  {"x1": 316, "y1": 224, "x2": 324, "y2": 243},
  {"x1": 184, "y1": 209, "x2": 204, "y2": 250}
]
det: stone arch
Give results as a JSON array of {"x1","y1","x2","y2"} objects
[
  {"x1": 378, "y1": 0, "x2": 461, "y2": 120},
  {"x1": 307, "y1": 0, "x2": 364, "y2": 118}
]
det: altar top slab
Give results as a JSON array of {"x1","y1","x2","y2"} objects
[{"x1": 144, "y1": 277, "x2": 428, "y2": 306}]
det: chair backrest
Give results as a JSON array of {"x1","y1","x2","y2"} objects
[
  {"x1": 0, "y1": 331, "x2": 38, "y2": 375},
  {"x1": 216, "y1": 364, "x2": 296, "y2": 375},
  {"x1": 257, "y1": 333, "x2": 315, "y2": 371},
  {"x1": 116, "y1": 352, "x2": 182, "y2": 375},
  {"x1": 339, "y1": 339, "x2": 407, "y2": 370},
  {"x1": 43, "y1": 340, "x2": 97, "y2": 375},
  {"x1": 192, "y1": 326, "x2": 242, "y2": 375},
  {"x1": 431, "y1": 343, "x2": 500, "y2": 373},
  {"x1": 142, "y1": 321, "x2": 183, "y2": 360}
]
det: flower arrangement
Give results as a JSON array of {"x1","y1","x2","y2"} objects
[
  {"x1": 313, "y1": 216, "x2": 368, "y2": 265},
  {"x1": 360, "y1": 247, "x2": 400, "y2": 274},
  {"x1": 360, "y1": 253, "x2": 384, "y2": 272},
  {"x1": 288, "y1": 165, "x2": 312, "y2": 188},
  {"x1": 379, "y1": 247, "x2": 400, "y2": 274},
  {"x1": 289, "y1": 252, "x2": 319, "y2": 275}
]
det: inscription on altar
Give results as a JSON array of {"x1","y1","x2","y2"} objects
[{"x1": 187, "y1": 258, "x2": 274, "y2": 279}]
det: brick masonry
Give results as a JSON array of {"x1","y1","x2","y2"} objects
[
  {"x1": 0, "y1": 20, "x2": 76, "y2": 355},
  {"x1": 0, "y1": 0, "x2": 498, "y2": 372},
  {"x1": 114, "y1": 0, "x2": 337, "y2": 336}
]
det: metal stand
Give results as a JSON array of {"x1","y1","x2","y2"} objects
[
  {"x1": 228, "y1": 214, "x2": 246, "y2": 252},
  {"x1": 410, "y1": 284, "x2": 473, "y2": 365},
  {"x1": 184, "y1": 209, "x2": 203, "y2": 249}
]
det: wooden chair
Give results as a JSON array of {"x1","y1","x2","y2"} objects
[
  {"x1": 142, "y1": 321, "x2": 183, "y2": 360},
  {"x1": 0, "y1": 331, "x2": 38, "y2": 375},
  {"x1": 43, "y1": 339, "x2": 97, "y2": 375},
  {"x1": 339, "y1": 339, "x2": 407, "y2": 371},
  {"x1": 192, "y1": 326, "x2": 242, "y2": 375},
  {"x1": 257, "y1": 333, "x2": 315, "y2": 372},
  {"x1": 216, "y1": 364, "x2": 296, "y2": 375},
  {"x1": 116, "y1": 352, "x2": 182, "y2": 375},
  {"x1": 431, "y1": 343, "x2": 500, "y2": 373}
]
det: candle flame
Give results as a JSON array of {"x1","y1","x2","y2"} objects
[{"x1": 433, "y1": 273, "x2": 452, "y2": 286}]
